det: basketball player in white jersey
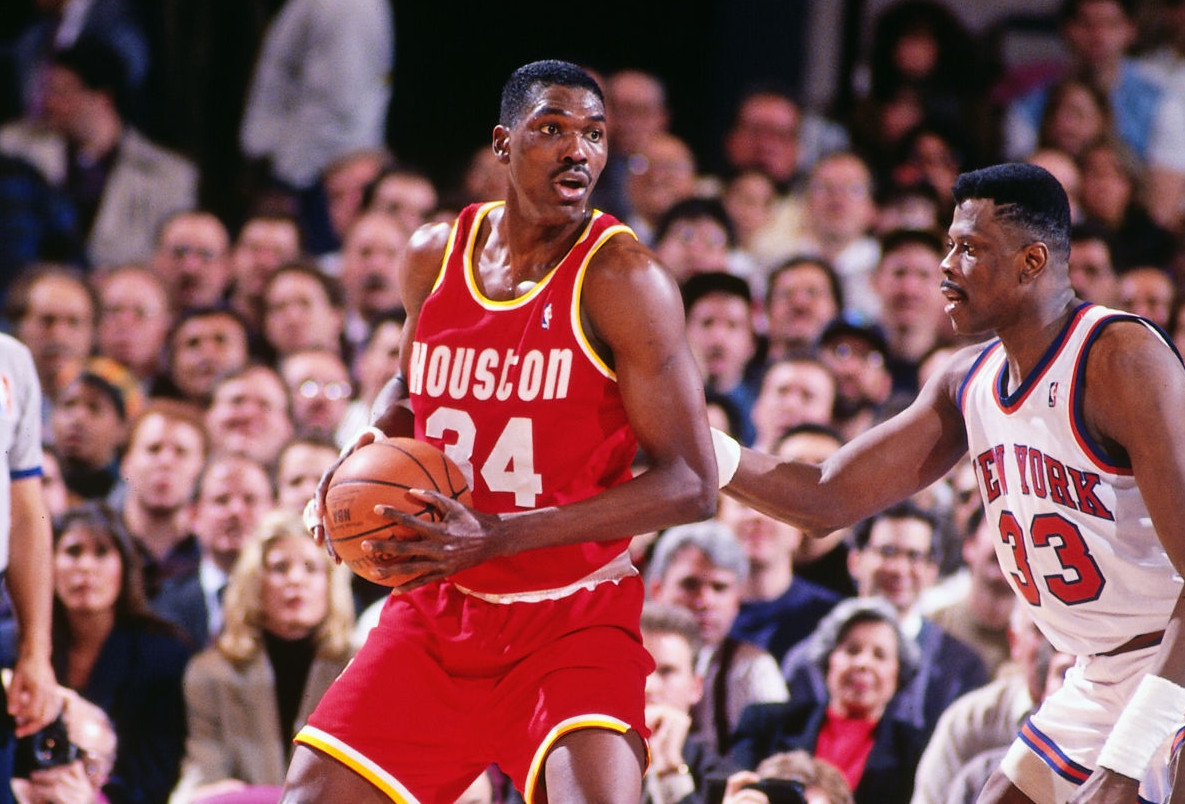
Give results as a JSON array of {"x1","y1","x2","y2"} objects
[{"x1": 712, "y1": 162, "x2": 1185, "y2": 804}]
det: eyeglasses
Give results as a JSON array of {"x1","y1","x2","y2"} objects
[
  {"x1": 866, "y1": 544, "x2": 932, "y2": 564},
  {"x1": 166, "y1": 244, "x2": 221, "y2": 261},
  {"x1": 297, "y1": 380, "x2": 351, "y2": 401}
]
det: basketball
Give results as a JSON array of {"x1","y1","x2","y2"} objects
[{"x1": 324, "y1": 437, "x2": 472, "y2": 588}]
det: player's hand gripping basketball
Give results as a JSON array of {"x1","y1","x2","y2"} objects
[
  {"x1": 302, "y1": 425, "x2": 385, "y2": 560},
  {"x1": 363, "y1": 487, "x2": 504, "y2": 593}
]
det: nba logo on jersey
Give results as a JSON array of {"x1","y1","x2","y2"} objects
[
  {"x1": 541, "y1": 303, "x2": 553, "y2": 330},
  {"x1": 0, "y1": 373, "x2": 12, "y2": 417},
  {"x1": 1048, "y1": 381, "x2": 1059, "y2": 407}
]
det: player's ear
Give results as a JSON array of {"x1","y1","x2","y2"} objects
[
  {"x1": 1020, "y1": 241, "x2": 1049, "y2": 283},
  {"x1": 493, "y1": 126, "x2": 511, "y2": 164}
]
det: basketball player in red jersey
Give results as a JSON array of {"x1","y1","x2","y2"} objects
[
  {"x1": 712, "y1": 163, "x2": 1185, "y2": 804},
  {"x1": 283, "y1": 60, "x2": 717, "y2": 803}
]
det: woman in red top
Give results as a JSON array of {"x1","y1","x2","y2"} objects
[{"x1": 729, "y1": 598, "x2": 929, "y2": 804}]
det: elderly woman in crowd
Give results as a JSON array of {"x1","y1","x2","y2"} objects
[
  {"x1": 728, "y1": 597, "x2": 929, "y2": 804},
  {"x1": 169, "y1": 509, "x2": 355, "y2": 804}
]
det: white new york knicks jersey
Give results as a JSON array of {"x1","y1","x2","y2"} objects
[{"x1": 959, "y1": 303, "x2": 1183, "y2": 656}]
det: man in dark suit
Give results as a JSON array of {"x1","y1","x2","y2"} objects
[{"x1": 153, "y1": 453, "x2": 274, "y2": 647}]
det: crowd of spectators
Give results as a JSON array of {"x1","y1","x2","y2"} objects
[{"x1": 4, "y1": 0, "x2": 1185, "y2": 803}]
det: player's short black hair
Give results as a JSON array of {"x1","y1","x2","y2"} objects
[
  {"x1": 951, "y1": 163, "x2": 1071, "y2": 263},
  {"x1": 500, "y1": 60, "x2": 604, "y2": 127}
]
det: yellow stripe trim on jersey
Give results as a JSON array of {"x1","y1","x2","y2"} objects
[
  {"x1": 430, "y1": 207, "x2": 470, "y2": 295},
  {"x1": 463, "y1": 206, "x2": 608, "y2": 310},
  {"x1": 571, "y1": 222, "x2": 636, "y2": 380},
  {"x1": 294, "y1": 726, "x2": 421, "y2": 804},
  {"x1": 523, "y1": 714, "x2": 634, "y2": 804}
]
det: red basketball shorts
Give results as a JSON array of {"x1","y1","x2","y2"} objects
[{"x1": 295, "y1": 573, "x2": 654, "y2": 804}]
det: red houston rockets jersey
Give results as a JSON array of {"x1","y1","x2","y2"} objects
[{"x1": 409, "y1": 202, "x2": 641, "y2": 594}]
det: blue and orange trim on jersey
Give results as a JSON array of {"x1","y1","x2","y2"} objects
[
  {"x1": 1069, "y1": 310, "x2": 1183, "y2": 474},
  {"x1": 1020, "y1": 718, "x2": 1164, "y2": 804},
  {"x1": 1019, "y1": 718, "x2": 1092, "y2": 786},
  {"x1": 993, "y1": 303, "x2": 1091, "y2": 414}
]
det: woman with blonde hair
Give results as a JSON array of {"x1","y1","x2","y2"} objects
[{"x1": 169, "y1": 509, "x2": 355, "y2": 804}]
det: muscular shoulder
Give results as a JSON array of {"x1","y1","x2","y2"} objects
[
  {"x1": 580, "y1": 233, "x2": 684, "y2": 352},
  {"x1": 582, "y1": 233, "x2": 678, "y2": 313},
  {"x1": 1082, "y1": 318, "x2": 1183, "y2": 448},
  {"x1": 399, "y1": 220, "x2": 453, "y2": 314}
]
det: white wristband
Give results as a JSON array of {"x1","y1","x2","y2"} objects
[
  {"x1": 1096, "y1": 674, "x2": 1185, "y2": 780},
  {"x1": 711, "y1": 427, "x2": 741, "y2": 489}
]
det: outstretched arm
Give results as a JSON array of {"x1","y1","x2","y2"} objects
[
  {"x1": 1069, "y1": 323, "x2": 1185, "y2": 803},
  {"x1": 722, "y1": 347, "x2": 974, "y2": 537}
]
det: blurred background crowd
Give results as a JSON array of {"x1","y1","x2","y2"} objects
[{"x1": 0, "y1": 0, "x2": 1181, "y2": 803}]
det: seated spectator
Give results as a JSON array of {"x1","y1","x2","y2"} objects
[
  {"x1": 1035, "y1": 75, "x2": 1110, "y2": 162},
  {"x1": 782, "y1": 503, "x2": 990, "y2": 737},
  {"x1": 117, "y1": 400, "x2": 209, "y2": 600},
  {"x1": 1118, "y1": 265, "x2": 1176, "y2": 328},
  {"x1": 624, "y1": 133, "x2": 699, "y2": 247},
  {"x1": 909, "y1": 605, "x2": 1073, "y2": 804},
  {"x1": 717, "y1": 490, "x2": 840, "y2": 667},
  {"x1": 0, "y1": 39, "x2": 197, "y2": 268},
  {"x1": 227, "y1": 214, "x2": 303, "y2": 333},
  {"x1": 168, "y1": 510, "x2": 355, "y2": 804},
  {"x1": 681, "y1": 273, "x2": 761, "y2": 446},
  {"x1": 361, "y1": 166, "x2": 439, "y2": 236},
  {"x1": 11, "y1": 688, "x2": 118, "y2": 804},
  {"x1": 774, "y1": 425, "x2": 857, "y2": 600},
  {"x1": 260, "y1": 263, "x2": 346, "y2": 362},
  {"x1": 153, "y1": 453, "x2": 275, "y2": 649},
  {"x1": 647, "y1": 521, "x2": 789, "y2": 757},
  {"x1": 871, "y1": 229, "x2": 953, "y2": 399},
  {"x1": 273, "y1": 436, "x2": 339, "y2": 515},
  {"x1": 151, "y1": 211, "x2": 233, "y2": 315},
  {"x1": 923, "y1": 508, "x2": 1016, "y2": 677},
  {"x1": 5, "y1": 263, "x2": 96, "y2": 414},
  {"x1": 654, "y1": 199, "x2": 736, "y2": 284},
  {"x1": 47, "y1": 502, "x2": 192, "y2": 804},
  {"x1": 51, "y1": 357, "x2": 143, "y2": 506},
  {"x1": 815, "y1": 320, "x2": 894, "y2": 442},
  {"x1": 336, "y1": 211, "x2": 408, "y2": 356},
  {"x1": 316, "y1": 148, "x2": 392, "y2": 258},
  {"x1": 93, "y1": 264, "x2": 172, "y2": 389},
  {"x1": 720, "y1": 171, "x2": 777, "y2": 281},
  {"x1": 1067, "y1": 222, "x2": 1120, "y2": 307},
  {"x1": 712, "y1": 749, "x2": 853, "y2": 804},
  {"x1": 641, "y1": 602, "x2": 733, "y2": 804},
  {"x1": 150, "y1": 307, "x2": 251, "y2": 408},
  {"x1": 204, "y1": 364, "x2": 294, "y2": 470},
  {"x1": 277, "y1": 349, "x2": 352, "y2": 446},
  {"x1": 1077, "y1": 136, "x2": 1177, "y2": 272},
  {"x1": 761, "y1": 257, "x2": 843, "y2": 363},
  {"x1": 749, "y1": 356, "x2": 836, "y2": 453},
  {"x1": 731, "y1": 597, "x2": 929, "y2": 804},
  {"x1": 784, "y1": 153, "x2": 881, "y2": 321},
  {"x1": 337, "y1": 311, "x2": 404, "y2": 446}
]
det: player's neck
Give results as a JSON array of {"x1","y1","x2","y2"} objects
[
  {"x1": 497, "y1": 199, "x2": 592, "y2": 282},
  {"x1": 997, "y1": 294, "x2": 1079, "y2": 386}
]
